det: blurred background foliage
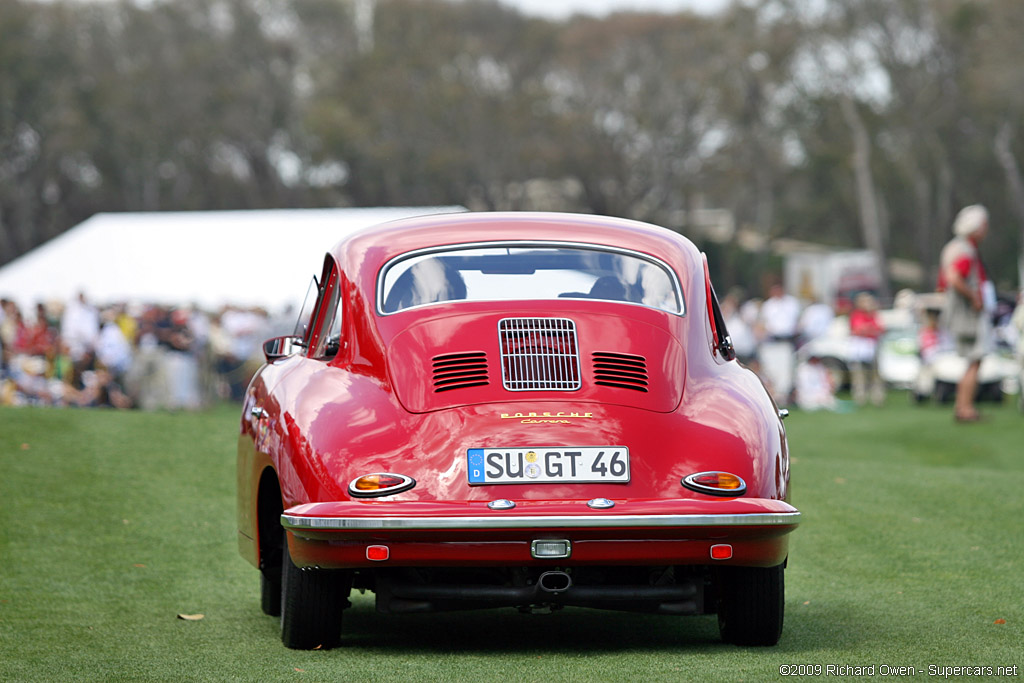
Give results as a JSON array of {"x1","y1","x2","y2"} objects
[{"x1": 2, "y1": 0, "x2": 1023, "y2": 297}]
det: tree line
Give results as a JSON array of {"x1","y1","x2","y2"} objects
[{"x1": 2, "y1": 0, "x2": 1022, "y2": 296}]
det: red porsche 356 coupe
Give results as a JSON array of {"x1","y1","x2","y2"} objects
[{"x1": 236, "y1": 211, "x2": 799, "y2": 649}]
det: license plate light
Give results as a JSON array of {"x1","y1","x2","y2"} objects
[{"x1": 531, "y1": 539, "x2": 572, "y2": 559}]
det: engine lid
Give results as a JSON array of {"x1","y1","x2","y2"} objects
[{"x1": 387, "y1": 310, "x2": 684, "y2": 413}]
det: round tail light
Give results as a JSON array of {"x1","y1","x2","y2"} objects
[
  {"x1": 348, "y1": 473, "x2": 416, "y2": 498},
  {"x1": 682, "y1": 471, "x2": 746, "y2": 497}
]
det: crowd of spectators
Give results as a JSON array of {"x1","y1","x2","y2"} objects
[
  {"x1": 2, "y1": 283, "x2": 1021, "y2": 412},
  {"x1": 0, "y1": 293, "x2": 288, "y2": 409},
  {"x1": 719, "y1": 283, "x2": 844, "y2": 409},
  {"x1": 722, "y1": 282, "x2": 1024, "y2": 412}
]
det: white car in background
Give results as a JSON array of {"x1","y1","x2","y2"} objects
[
  {"x1": 798, "y1": 304, "x2": 1018, "y2": 403},
  {"x1": 798, "y1": 308, "x2": 917, "y2": 389}
]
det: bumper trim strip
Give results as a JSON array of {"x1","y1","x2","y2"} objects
[{"x1": 281, "y1": 511, "x2": 800, "y2": 532}]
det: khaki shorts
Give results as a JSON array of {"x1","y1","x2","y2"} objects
[{"x1": 956, "y1": 316, "x2": 992, "y2": 363}]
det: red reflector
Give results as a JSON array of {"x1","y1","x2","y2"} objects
[
  {"x1": 710, "y1": 544, "x2": 733, "y2": 560},
  {"x1": 366, "y1": 545, "x2": 390, "y2": 561}
]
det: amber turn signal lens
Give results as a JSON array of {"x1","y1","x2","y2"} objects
[
  {"x1": 354, "y1": 474, "x2": 404, "y2": 491},
  {"x1": 348, "y1": 473, "x2": 415, "y2": 497},
  {"x1": 695, "y1": 472, "x2": 743, "y2": 489},
  {"x1": 681, "y1": 471, "x2": 747, "y2": 496}
]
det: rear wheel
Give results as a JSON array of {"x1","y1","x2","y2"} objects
[
  {"x1": 257, "y1": 472, "x2": 284, "y2": 616},
  {"x1": 260, "y1": 528, "x2": 284, "y2": 616},
  {"x1": 260, "y1": 571, "x2": 281, "y2": 616},
  {"x1": 717, "y1": 563, "x2": 784, "y2": 646},
  {"x1": 280, "y1": 532, "x2": 351, "y2": 650}
]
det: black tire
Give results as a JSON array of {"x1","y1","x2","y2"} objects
[
  {"x1": 256, "y1": 473, "x2": 285, "y2": 616},
  {"x1": 260, "y1": 571, "x2": 281, "y2": 617},
  {"x1": 280, "y1": 533, "x2": 350, "y2": 650},
  {"x1": 717, "y1": 563, "x2": 784, "y2": 646},
  {"x1": 260, "y1": 527, "x2": 284, "y2": 616}
]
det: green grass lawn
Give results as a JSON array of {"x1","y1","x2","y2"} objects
[{"x1": 1, "y1": 396, "x2": 1021, "y2": 681}]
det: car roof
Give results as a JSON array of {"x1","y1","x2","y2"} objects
[{"x1": 331, "y1": 212, "x2": 702, "y2": 284}]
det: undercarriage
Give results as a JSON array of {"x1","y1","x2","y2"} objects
[{"x1": 367, "y1": 565, "x2": 711, "y2": 616}]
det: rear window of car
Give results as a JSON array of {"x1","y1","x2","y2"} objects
[{"x1": 378, "y1": 243, "x2": 684, "y2": 315}]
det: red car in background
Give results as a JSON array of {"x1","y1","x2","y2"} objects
[{"x1": 236, "y1": 212, "x2": 799, "y2": 649}]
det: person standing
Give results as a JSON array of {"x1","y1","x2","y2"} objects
[
  {"x1": 757, "y1": 282, "x2": 801, "y2": 404},
  {"x1": 797, "y1": 297, "x2": 834, "y2": 348},
  {"x1": 721, "y1": 288, "x2": 758, "y2": 367},
  {"x1": 938, "y1": 204, "x2": 993, "y2": 422},
  {"x1": 60, "y1": 291, "x2": 100, "y2": 368},
  {"x1": 847, "y1": 292, "x2": 886, "y2": 406}
]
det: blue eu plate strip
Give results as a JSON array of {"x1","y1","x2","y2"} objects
[{"x1": 467, "y1": 449, "x2": 485, "y2": 483}]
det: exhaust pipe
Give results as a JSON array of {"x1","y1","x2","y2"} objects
[{"x1": 537, "y1": 571, "x2": 572, "y2": 594}]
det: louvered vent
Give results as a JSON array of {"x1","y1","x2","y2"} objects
[
  {"x1": 593, "y1": 352, "x2": 649, "y2": 392},
  {"x1": 432, "y1": 352, "x2": 489, "y2": 392},
  {"x1": 499, "y1": 318, "x2": 581, "y2": 391}
]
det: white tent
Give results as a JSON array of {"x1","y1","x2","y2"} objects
[{"x1": 0, "y1": 207, "x2": 464, "y2": 314}]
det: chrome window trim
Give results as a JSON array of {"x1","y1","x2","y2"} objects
[
  {"x1": 375, "y1": 240, "x2": 686, "y2": 317},
  {"x1": 281, "y1": 511, "x2": 800, "y2": 532}
]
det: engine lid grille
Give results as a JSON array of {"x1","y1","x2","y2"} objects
[
  {"x1": 592, "y1": 351, "x2": 649, "y2": 392},
  {"x1": 499, "y1": 318, "x2": 581, "y2": 391},
  {"x1": 432, "y1": 352, "x2": 489, "y2": 392}
]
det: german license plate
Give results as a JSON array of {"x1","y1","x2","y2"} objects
[{"x1": 467, "y1": 447, "x2": 629, "y2": 485}]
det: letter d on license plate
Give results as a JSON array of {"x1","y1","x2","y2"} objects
[{"x1": 467, "y1": 447, "x2": 629, "y2": 485}]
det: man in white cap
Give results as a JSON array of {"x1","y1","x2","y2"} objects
[{"x1": 938, "y1": 204, "x2": 993, "y2": 422}]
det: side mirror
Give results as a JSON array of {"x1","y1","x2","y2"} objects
[{"x1": 263, "y1": 335, "x2": 303, "y2": 362}]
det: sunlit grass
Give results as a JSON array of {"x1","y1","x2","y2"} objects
[{"x1": 1, "y1": 396, "x2": 1021, "y2": 681}]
